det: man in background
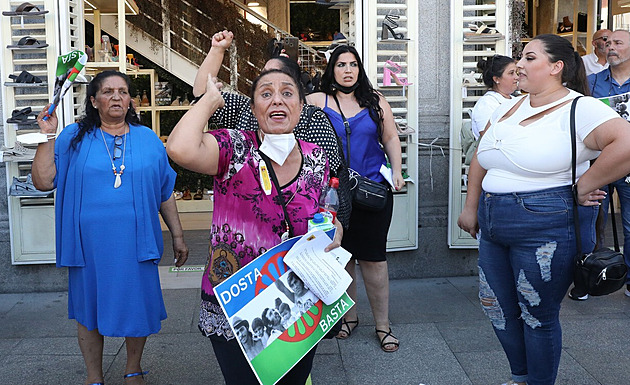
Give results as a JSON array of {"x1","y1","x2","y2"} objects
[
  {"x1": 570, "y1": 29, "x2": 630, "y2": 301},
  {"x1": 582, "y1": 28, "x2": 611, "y2": 76}
]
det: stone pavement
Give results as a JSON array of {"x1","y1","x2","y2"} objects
[{"x1": 2, "y1": 270, "x2": 630, "y2": 385}]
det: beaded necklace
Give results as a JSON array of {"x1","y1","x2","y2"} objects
[{"x1": 100, "y1": 128, "x2": 127, "y2": 188}]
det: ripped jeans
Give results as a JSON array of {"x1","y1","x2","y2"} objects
[{"x1": 477, "y1": 186, "x2": 597, "y2": 385}]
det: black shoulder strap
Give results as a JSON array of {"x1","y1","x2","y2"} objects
[
  {"x1": 332, "y1": 94, "x2": 352, "y2": 168},
  {"x1": 258, "y1": 150, "x2": 295, "y2": 238},
  {"x1": 571, "y1": 96, "x2": 583, "y2": 257}
]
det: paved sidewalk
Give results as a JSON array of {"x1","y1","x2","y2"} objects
[{"x1": 1, "y1": 272, "x2": 630, "y2": 385}]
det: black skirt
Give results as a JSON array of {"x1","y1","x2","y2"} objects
[{"x1": 341, "y1": 187, "x2": 394, "y2": 262}]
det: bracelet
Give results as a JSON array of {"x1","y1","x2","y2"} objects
[{"x1": 191, "y1": 93, "x2": 205, "y2": 105}]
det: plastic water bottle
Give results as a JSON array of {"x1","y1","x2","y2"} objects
[
  {"x1": 319, "y1": 177, "x2": 339, "y2": 222},
  {"x1": 308, "y1": 212, "x2": 334, "y2": 232}
]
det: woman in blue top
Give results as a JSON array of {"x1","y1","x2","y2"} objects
[
  {"x1": 307, "y1": 45, "x2": 405, "y2": 352},
  {"x1": 32, "y1": 71, "x2": 189, "y2": 385}
]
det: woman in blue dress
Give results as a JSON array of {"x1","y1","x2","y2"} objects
[{"x1": 32, "y1": 71, "x2": 189, "y2": 385}]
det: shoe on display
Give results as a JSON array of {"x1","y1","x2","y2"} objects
[
  {"x1": 1, "y1": 141, "x2": 36, "y2": 161},
  {"x1": 74, "y1": 73, "x2": 91, "y2": 85},
  {"x1": 9, "y1": 174, "x2": 53, "y2": 197},
  {"x1": 8, "y1": 69, "x2": 43, "y2": 84}
]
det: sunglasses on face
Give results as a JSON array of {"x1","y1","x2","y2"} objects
[
  {"x1": 594, "y1": 36, "x2": 608, "y2": 42},
  {"x1": 113, "y1": 135, "x2": 123, "y2": 159}
]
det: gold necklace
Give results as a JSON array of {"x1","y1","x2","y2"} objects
[{"x1": 100, "y1": 128, "x2": 127, "y2": 188}]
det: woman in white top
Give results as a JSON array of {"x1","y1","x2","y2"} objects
[
  {"x1": 471, "y1": 55, "x2": 519, "y2": 139},
  {"x1": 458, "y1": 34, "x2": 630, "y2": 385}
]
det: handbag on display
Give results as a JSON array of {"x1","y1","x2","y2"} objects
[
  {"x1": 332, "y1": 95, "x2": 388, "y2": 211},
  {"x1": 570, "y1": 97, "x2": 628, "y2": 296}
]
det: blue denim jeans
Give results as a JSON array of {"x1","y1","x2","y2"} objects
[
  {"x1": 600, "y1": 178, "x2": 630, "y2": 283},
  {"x1": 477, "y1": 186, "x2": 597, "y2": 385}
]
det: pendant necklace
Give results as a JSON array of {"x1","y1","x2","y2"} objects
[{"x1": 100, "y1": 128, "x2": 127, "y2": 189}]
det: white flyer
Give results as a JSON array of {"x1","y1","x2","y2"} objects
[{"x1": 283, "y1": 229, "x2": 352, "y2": 305}]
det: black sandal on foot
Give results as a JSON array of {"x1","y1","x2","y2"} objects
[
  {"x1": 335, "y1": 318, "x2": 358, "y2": 340},
  {"x1": 375, "y1": 328, "x2": 399, "y2": 353}
]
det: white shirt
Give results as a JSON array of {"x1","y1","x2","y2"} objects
[
  {"x1": 582, "y1": 52, "x2": 609, "y2": 77},
  {"x1": 477, "y1": 90, "x2": 618, "y2": 193},
  {"x1": 471, "y1": 91, "x2": 512, "y2": 139}
]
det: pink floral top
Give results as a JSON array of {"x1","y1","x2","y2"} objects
[{"x1": 199, "y1": 129, "x2": 329, "y2": 340}]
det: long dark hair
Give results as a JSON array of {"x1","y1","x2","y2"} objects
[
  {"x1": 532, "y1": 34, "x2": 590, "y2": 95},
  {"x1": 71, "y1": 71, "x2": 140, "y2": 149},
  {"x1": 319, "y1": 45, "x2": 384, "y2": 136},
  {"x1": 477, "y1": 55, "x2": 515, "y2": 89}
]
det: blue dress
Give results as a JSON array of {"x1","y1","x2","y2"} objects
[{"x1": 55, "y1": 124, "x2": 176, "y2": 337}]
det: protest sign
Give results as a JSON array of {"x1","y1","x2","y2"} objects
[{"x1": 214, "y1": 234, "x2": 353, "y2": 385}]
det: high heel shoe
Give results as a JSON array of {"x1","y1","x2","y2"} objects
[
  {"x1": 383, "y1": 60, "x2": 412, "y2": 86},
  {"x1": 395, "y1": 118, "x2": 415, "y2": 135},
  {"x1": 381, "y1": 14, "x2": 408, "y2": 40}
]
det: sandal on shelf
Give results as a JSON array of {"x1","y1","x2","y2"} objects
[
  {"x1": 2, "y1": 2, "x2": 49, "y2": 16},
  {"x1": 383, "y1": 60, "x2": 412, "y2": 86},
  {"x1": 395, "y1": 121, "x2": 415, "y2": 135},
  {"x1": 462, "y1": 71, "x2": 483, "y2": 86},
  {"x1": 375, "y1": 327, "x2": 399, "y2": 353},
  {"x1": 8, "y1": 70, "x2": 43, "y2": 84},
  {"x1": 381, "y1": 13, "x2": 409, "y2": 40},
  {"x1": 193, "y1": 179, "x2": 203, "y2": 200},
  {"x1": 335, "y1": 317, "x2": 359, "y2": 340},
  {"x1": 7, "y1": 35, "x2": 48, "y2": 49},
  {"x1": 464, "y1": 24, "x2": 504, "y2": 42},
  {"x1": 123, "y1": 370, "x2": 148, "y2": 383},
  {"x1": 182, "y1": 187, "x2": 192, "y2": 200},
  {"x1": 6, "y1": 107, "x2": 38, "y2": 124}
]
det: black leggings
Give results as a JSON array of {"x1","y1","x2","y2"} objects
[{"x1": 209, "y1": 333, "x2": 317, "y2": 385}]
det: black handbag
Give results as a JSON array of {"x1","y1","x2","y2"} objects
[
  {"x1": 332, "y1": 95, "x2": 388, "y2": 211},
  {"x1": 349, "y1": 169, "x2": 388, "y2": 211},
  {"x1": 570, "y1": 97, "x2": 628, "y2": 296}
]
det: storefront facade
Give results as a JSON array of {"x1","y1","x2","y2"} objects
[
  {"x1": 2, "y1": 0, "x2": 621, "y2": 293},
  {"x1": 0, "y1": 0, "x2": 478, "y2": 293}
]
